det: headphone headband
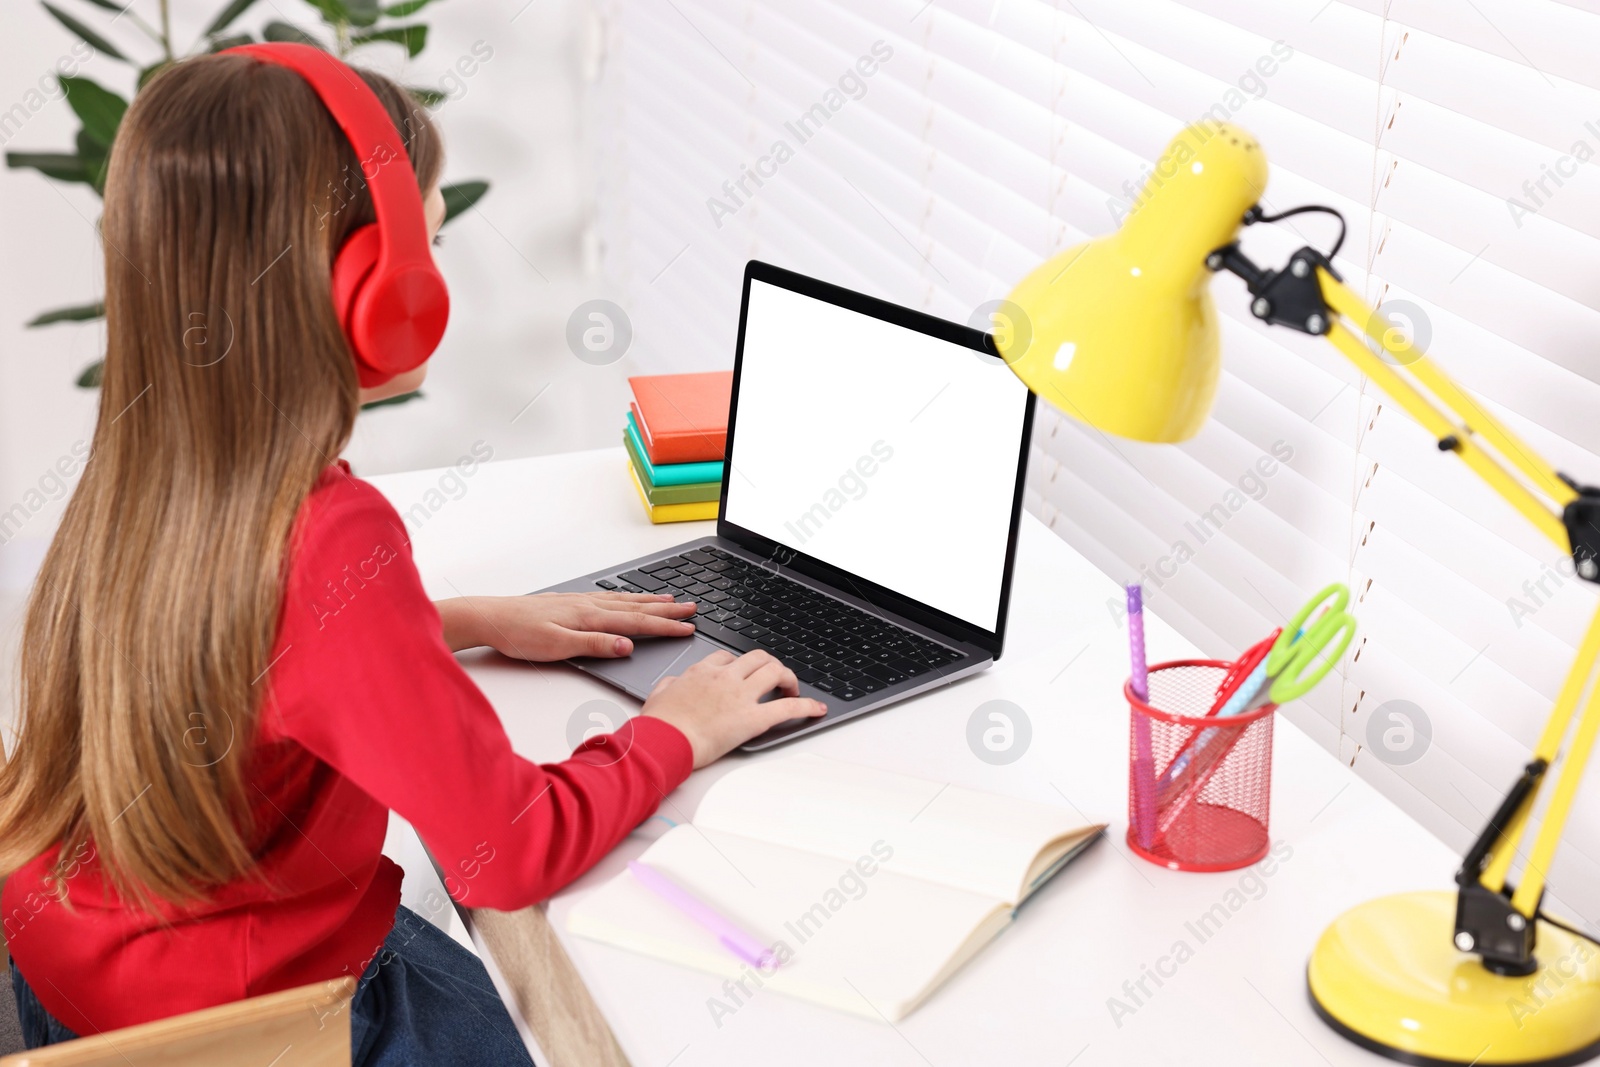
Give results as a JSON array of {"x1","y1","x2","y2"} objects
[
  {"x1": 226, "y1": 43, "x2": 448, "y2": 386},
  {"x1": 230, "y1": 43, "x2": 432, "y2": 268}
]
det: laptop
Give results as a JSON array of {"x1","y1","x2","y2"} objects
[{"x1": 538, "y1": 260, "x2": 1035, "y2": 750}]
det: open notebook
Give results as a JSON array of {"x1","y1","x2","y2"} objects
[{"x1": 566, "y1": 753, "x2": 1104, "y2": 1022}]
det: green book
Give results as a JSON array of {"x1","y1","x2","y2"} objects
[
  {"x1": 626, "y1": 437, "x2": 721, "y2": 505},
  {"x1": 626, "y1": 412, "x2": 724, "y2": 486}
]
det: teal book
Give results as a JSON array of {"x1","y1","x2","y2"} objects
[{"x1": 625, "y1": 413, "x2": 724, "y2": 486}]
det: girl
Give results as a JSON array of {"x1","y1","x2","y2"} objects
[{"x1": 0, "y1": 50, "x2": 823, "y2": 1063}]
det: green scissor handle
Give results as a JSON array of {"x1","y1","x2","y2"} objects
[{"x1": 1264, "y1": 582, "x2": 1358, "y2": 705}]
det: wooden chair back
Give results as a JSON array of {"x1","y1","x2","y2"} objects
[{"x1": 0, "y1": 976, "x2": 355, "y2": 1067}]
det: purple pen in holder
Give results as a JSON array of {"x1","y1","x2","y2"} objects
[{"x1": 1126, "y1": 584, "x2": 1156, "y2": 849}]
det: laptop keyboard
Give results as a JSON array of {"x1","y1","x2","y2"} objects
[{"x1": 595, "y1": 547, "x2": 965, "y2": 702}]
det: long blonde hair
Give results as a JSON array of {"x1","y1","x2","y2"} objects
[{"x1": 0, "y1": 53, "x2": 442, "y2": 908}]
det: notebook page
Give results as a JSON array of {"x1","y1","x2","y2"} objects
[
  {"x1": 693, "y1": 754, "x2": 1094, "y2": 903},
  {"x1": 565, "y1": 825, "x2": 1007, "y2": 1022}
]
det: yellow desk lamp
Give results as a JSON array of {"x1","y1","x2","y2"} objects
[{"x1": 997, "y1": 122, "x2": 1600, "y2": 1066}]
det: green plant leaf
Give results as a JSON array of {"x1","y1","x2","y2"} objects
[
  {"x1": 438, "y1": 179, "x2": 489, "y2": 225},
  {"x1": 41, "y1": 2, "x2": 128, "y2": 61},
  {"x1": 59, "y1": 76, "x2": 128, "y2": 147},
  {"x1": 204, "y1": 0, "x2": 260, "y2": 36},
  {"x1": 76, "y1": 360, "x2": 105, "y2": 388},
  {"x1": 206, "y1": 34, "x2": 253, "y2": 53},
  {"x1": 350, "y1": 23, "x2": 427, "y2": 56},
  {"x1": 5, "y1": 151, "x2": 91, "y2": 185},
  {"x1": 383, "y1": 0, "x2": 438, "y2": 16},
  {"x1": 304, "y1": 0, "x2": 351, "y2": 23},
  {"x1": 29, "y1": 301, "x2": 104, "y2": 326},
  {"x1": 346, "y1": 0, "x2": 381, "y2": 27},
  {"x1": 138, "y1": 59, "x2": 175, "y2": 87},
  {"x1": 263, "y1": 21, "x2": 327, "y2": 47},
  {"x1": 360, "y1": 389, "x2": 423, "y2": 410},
  {"x1": 74, "y1": 0, "x2": 131, "y2": 10},
  {"x1": 406, "y1": 84, "x2": 447, "y2": 107},
  {"x1": 76, "y1": 130, "x2": 109, "y2": 193}
]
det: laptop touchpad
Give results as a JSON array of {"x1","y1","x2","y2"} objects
[{"x1": 570, "y1": 633, "x2": 720, "y2": 700}]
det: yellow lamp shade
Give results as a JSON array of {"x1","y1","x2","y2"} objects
[{"x1": 998, "y1": 123, "x2": 1268, "y2": 443}]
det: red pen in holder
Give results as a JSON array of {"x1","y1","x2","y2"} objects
[{"x1": 1125, "y1": 659, "x2": 1277, "y2": 872}]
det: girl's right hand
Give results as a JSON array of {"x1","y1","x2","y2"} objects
[{"x1": 641, "y1": 649, "x2": 827, "y2": 768}]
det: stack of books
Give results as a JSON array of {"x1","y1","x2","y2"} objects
[{"x1": 624, "y1": 370, "x2": 733, "y2": 523}]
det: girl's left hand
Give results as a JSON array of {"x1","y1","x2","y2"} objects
[{"x1": 436, "y1": 591, "x2": 698, "y2": 661}]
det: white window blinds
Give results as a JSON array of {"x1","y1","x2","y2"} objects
[{"x1": 588, "y1": 0, "x2": 1600, "y2": 921}]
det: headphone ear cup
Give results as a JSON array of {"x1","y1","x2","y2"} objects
[
  {"x1": 332, "y1": 223, "x2": 450, "y2": 388},
  {"x1": 331, "y1": 225, "x2": 387, "y2": 386},
  {"x1": 349, "y1": 260, "x2": 450, "y2": 382}
]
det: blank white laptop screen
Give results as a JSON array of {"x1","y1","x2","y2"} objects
[{"x1": 722, "y1": 278, "x2": 1031, "y2": 633}]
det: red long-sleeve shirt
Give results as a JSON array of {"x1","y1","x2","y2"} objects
[{"x1": 3, "y1": 463, "x2": 693, "y2": 1036}]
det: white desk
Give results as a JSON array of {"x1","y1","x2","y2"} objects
[{"x1": 370, "y1": 446, "x2": 1454, "y2": 1067}]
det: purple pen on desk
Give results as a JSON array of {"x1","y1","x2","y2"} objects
[
  {"x1": 628, "y1": 861, "x2": 779, "y2": 971},
  {"x1": 1127, "y1": 583, "x2": 1156, "y2": 848}
]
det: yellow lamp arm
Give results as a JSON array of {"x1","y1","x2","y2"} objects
[
  {"x1": 1478, "y1": 601, "x2": 1600, "y2": 899},
  {"x1": 1311, "y1": 265, "x2": 1598, "y2": 936},
  {"x1": 1316, "y1": 270, "x2": 1577, "y2": 534},
  {"x1": 1508, "y1": 602, "x2": 1600, "y2": 915}
]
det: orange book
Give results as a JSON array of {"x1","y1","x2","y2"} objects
[{"x1": 628, "y1": 371, "x2": 733, "y2": 465}]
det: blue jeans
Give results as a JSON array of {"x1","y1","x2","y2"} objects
[{"x1": 12, "y1": 905, "x2": 536, "y2": 1066}]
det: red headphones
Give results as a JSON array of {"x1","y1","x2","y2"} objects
[{"x1": 228, "y1": 43, "x2": 449, "y2": 387}]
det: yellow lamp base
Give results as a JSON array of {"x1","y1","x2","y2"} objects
[{"x1": 1309, "y1": 891, "x2": 1600, "y2": 1066}]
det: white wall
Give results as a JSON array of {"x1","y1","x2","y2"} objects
[{"x1": 0, "y1": 0, "x2": 636, "y2": 596}]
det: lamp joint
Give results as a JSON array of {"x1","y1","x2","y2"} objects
[
  {"x1": 1453, "y1": 758, "x2": 1548, "y2": 974},
  {"x1": 1561, "y1": 484, "x2": 1600, "y2": 584},
  {"x1": 1454, "y1": 882, "x2": 1538, "y2": 975},
  {"x1": 1207, "y1": 243, "x2": 1336, "y2": 336}
]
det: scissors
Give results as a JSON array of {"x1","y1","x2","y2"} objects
[
  {"x1": 1209, "y1": 582, "x2": 1358, "y2": 718},
  {"x1": 1261, "y1": 582, "x2": 1358, "y2": 705},
  {"x1": 1155, "y1": 582, "x2": 1357, "y2": 811}
]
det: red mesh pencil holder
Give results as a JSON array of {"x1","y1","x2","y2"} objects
[{"x1": 1125, "y1": 659, "x2": 1276, "y2": 872}]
